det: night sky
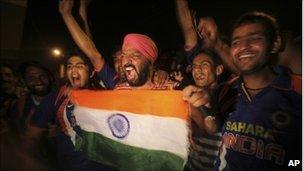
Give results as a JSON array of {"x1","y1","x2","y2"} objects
[{"x1": 21, "y1": 0, "x2": 301, "y2": 69}]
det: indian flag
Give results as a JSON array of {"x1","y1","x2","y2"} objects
[{"x1": 63, "y1": 90, "x2": 189, "y2": 171}]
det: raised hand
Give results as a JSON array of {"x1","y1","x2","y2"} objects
[
  {"x1": 79, "y1": 0, "x2": 92, "y2": 19},
  {"x1": 170, "y1": 71, "x2": 184, "y2": 83},
  {"x1": 153, "y1": 69, "x2": 169, "y2": 87},
  {"x1": 197, "y1": 17, "x2": 219, "y2": 49},
  {"x1": 182, "y1": 85, "x2": 210, "y2": 107},
  {"x1": 59, "y1": 0, "x2": 74, "y2": 15}
]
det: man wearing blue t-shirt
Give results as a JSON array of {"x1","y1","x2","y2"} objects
[{"x1": 215, "y1": 11, "x2": 301, "y2": 171}]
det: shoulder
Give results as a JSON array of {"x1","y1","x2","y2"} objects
[
  {"x1": 271, "y1": 67, "x2": 301, "y2": 95},
  {"x1": 216, "y1": 76, "x2": 239, "y2": 99}
]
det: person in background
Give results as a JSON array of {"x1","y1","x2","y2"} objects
[
  {"x1": 0, "y1": 64, "x2": 24, "y2": 133},
  {"x1": 176, "y1": 0, "x2": 237, "y2": 170},
  {"x1": 25, "y1": 53, "x2": 115, "y2": 170},
  {"x1": 10, "y1": 62, "x2": 54, "y2": 134}
]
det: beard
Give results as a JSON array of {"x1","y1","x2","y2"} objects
[{"x1": 125, "y1": 62, "x2": 150, "y2": 87}]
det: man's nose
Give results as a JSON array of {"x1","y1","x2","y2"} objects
[
  {"x1": 122, "y1": 55, "x2": 132, "y2": 66},
  {"x1": 239, "y1": 39, "x2": 251, "y2": 51},
  {"x1": 71, "y1": 65, "x2": 78, "y2": 72}
]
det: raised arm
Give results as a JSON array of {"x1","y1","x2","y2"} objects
[
  {"x1": 79, "y1": 0, "x2": 92, "y2": 39},
  {"x1": 175, "y1": 0, "x2": 198, "y2": 50},
  {"x1": 197, "y1": 17, "x2": 240, "y2": 75},
  {"x1": 59, "y1": 0, "x2": 104, "y2": 71}
]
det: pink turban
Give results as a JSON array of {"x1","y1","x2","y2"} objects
[{"x1": 122, "y1": 33, "x2": 158, "y2": 63}]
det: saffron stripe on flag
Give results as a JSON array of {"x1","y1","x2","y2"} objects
[{"x1": 70, "y1": 90, "x2": 188, "y2": 120}]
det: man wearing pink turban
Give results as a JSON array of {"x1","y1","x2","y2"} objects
[
  {"x1": 122, "y1": 33, "x2": 158, "y2": 63},
  {"x1": 116, "y1": 33, "x2": 177, "y2": 90}
]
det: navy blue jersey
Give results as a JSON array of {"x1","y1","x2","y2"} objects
[
  {"x1": 10, "y1": 94, "x2": 40, "y2": 133},
  {"x1": 215, "y1": 67, "x2": 302, "y2": 170},
  {"x1": 95, "y1": 62, "x2": 118, "y2": 89}
]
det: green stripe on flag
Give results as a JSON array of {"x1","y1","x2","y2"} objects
[{"x1": 75, "y1": 129, "x2": 185, "y2": 171}]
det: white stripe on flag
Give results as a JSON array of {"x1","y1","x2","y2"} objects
[{"x1": 74, "y1": 106, "x2": 189, "y2": 160}]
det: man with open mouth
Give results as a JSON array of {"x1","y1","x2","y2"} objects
[
  {"x1": 115, "y1": 33, "x2": 178, "y2": 90},
  {"x1": 24, "y1": 52, "x2": 115, "y2": 170}
]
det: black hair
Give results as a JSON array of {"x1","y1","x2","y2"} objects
[
  {"x1": 193, "y1": 48, "x2": 223, "y2": 67},
  {"x1": 192, "y1": 48, "x2": 231, "y2": 84},
  {"x1": 232, "y1": 11, "x2": 281, "y2": 50},
  {"x1": 0, "y1": 63, "x2": 17, "y2": 76},
  {"x1": 65, "y1": 50, "x2": 104, "y2": 90},
  {"x1": 65, "y1": 50, "x2": 94, "y2": 74},
  {"x1": 18, "y1": 61, "x2": 54, "y2": 82}
]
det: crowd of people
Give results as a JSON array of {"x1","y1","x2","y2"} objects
[{"x1": 0, "y1": 0, "x2": 301, "y2": 170}]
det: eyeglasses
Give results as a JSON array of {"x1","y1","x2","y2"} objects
[{"x1": 66, "y1": 63, "x2": 87, "y2": 70}]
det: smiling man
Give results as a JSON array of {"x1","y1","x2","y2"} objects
[
  {"x1": 215, "y1": 11, "x2": 301, "y2": 171},
  {"x1": 12, "y1": 62, "x2": 53, "y2": 132}
]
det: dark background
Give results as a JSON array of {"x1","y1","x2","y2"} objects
[{"x1": 14, "y1": 0, "x2": 303, "y2": 70}]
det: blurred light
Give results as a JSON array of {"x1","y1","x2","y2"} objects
[{"x1": 52, "y1": 48, "x2": 62, "y2": 57}]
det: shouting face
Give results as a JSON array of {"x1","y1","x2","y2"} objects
[
  {"x1": 66, "y1": 56, "x2": 90, "y2": 89},
  {"x1": 121, "y1": 47, "x2": 151, "y2": 87}
]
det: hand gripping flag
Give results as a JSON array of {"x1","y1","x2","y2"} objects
[{"x1": 63, "y1": 90, "x2": 189, "y2": 171}]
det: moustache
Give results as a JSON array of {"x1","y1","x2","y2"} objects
[
  {"x1": 124, "y1": 63, "x2": 135, "y2": 68},
  {"x1": 123, "y1": 64, "x2": 137, "y2": 72}
]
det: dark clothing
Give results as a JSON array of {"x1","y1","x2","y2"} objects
[
  {"x1": 186, "y1": 80, "x2": 238, "y2": 171},
  {"x1": 0, "y1": 92, "x2": 18, "y2": 119},
  {"x1": 215, "y1": 67, "x2": 302, "y2": 171},
  {"x1": 184, "y1": 43, "x2": 237, "y2": 171},
  {"x1": 96, "y1": 62, "x2": 117, "y2": 89},
  {"x1": 10, "y1": 94, "x2": 38, "y2": 134}
]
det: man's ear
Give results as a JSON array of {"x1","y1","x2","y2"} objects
[
  {"x1": 215, "y1": 65, "x2": 224, "y2": 76},
  {"x1": 271, "y1": 35, "x2": 283, "y2": 54}
]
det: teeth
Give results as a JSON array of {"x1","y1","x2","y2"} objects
[
  {"x1": 239, "y1": 54, "x2": 254, "y2": 59},
  {"x1": 72, "y1": 76, "x2": 80, "y2": 81},
  {"x1": 125, "y1": 67, "x2": 134, "y2": 71},
  {"x1": 72, "y1": 74, "x2": 79, "y2": 78}
]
